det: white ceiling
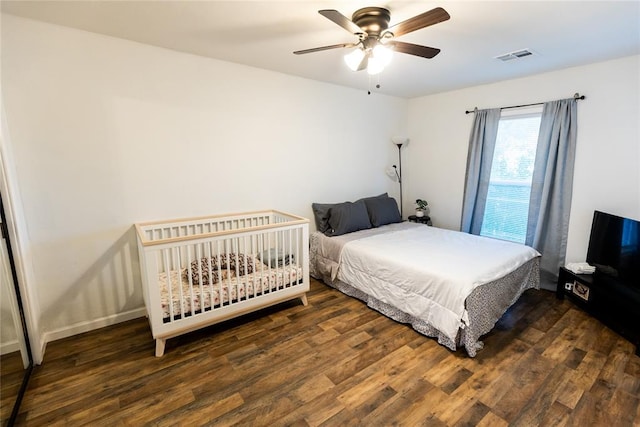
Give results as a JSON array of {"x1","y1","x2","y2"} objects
[{"x1": 3, "y1": 1, "x2": 639, "y2": 98}]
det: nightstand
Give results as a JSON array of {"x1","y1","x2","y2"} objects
[
  {"x1": 557, "y1": 267, "x2": 640, "y2": 356},
  {"x1": 408, "y1": 215, "x2": 432, "y2": 226}
]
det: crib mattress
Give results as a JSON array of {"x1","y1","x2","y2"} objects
[{"x1": 158, "y1": 265, "x2": 303, "y2": 321}]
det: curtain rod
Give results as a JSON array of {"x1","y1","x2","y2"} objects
[{"x1": 465, "y1": 93, "x2": 585, "y2": 114}]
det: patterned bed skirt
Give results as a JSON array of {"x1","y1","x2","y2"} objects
[{"x1": 314, "y1": 257, "x2": 539, "y2": 357}]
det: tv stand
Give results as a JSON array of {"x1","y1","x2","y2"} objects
[{"x1": 557, "y1": 267, "x2": 640, "y2": 356}]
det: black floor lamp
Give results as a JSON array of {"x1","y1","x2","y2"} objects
[{"x1": 391, "y1": 136, "x2": 408, "y2": 218}]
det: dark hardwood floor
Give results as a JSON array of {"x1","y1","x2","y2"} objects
[
  {"x1": 1, "y1": 350, "x2": 25, "y2": 425},
  {"x1": 4, "y1": 278, "x2": 640, "y2": 426}
]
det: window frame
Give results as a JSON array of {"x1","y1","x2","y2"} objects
[{"x1": 479, "y1": 105, "x2": 542, "y2": 243}]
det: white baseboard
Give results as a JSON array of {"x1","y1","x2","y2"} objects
[
  {"x1": 42, "y1": 308, "x2": 147, "y2": 349},
  {"x1": 0, "y1": 340, "x2": 20, "y2": 356}
]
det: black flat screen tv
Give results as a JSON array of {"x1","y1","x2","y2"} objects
[{"x1": 586, "y1": 210, "x2": 640, "y2": 289}]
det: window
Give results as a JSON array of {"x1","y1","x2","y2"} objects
[{"x1": 480, "y1": 108, "x2": 542, "y2": 243}]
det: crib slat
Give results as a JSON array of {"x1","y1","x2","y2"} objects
[
  {"x1": 205, "y1": 241, "x2": 213, "y2": 312},
  {"x1": 162, "y1": 249, "x2": 174, "y2": 322},
  {"x1": 216, "y1": 240, "x2": 224, "y2": 307},
  {"x1": 177, "y1": 246, "x2": 187, "y2": 319},
  {"x1": 188, "y1": 245, "x2": 197, "y2": 317}
]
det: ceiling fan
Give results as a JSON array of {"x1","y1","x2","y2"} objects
[{"x1": 294, "y1": 6, "x2": 450, "y2": 74}]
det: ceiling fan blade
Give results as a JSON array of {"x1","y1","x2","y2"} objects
[
  {"x1": 319, "y1": 9, "x2": 366, "y2": 35},
  {"x1": 386, "y1": 7, "x2": 450, "y2": 38},
  {"x1": 387, "y1": 41, "x2": 441, "y2": 59},
  {"x1": 294, "y1": 43, "x2": 356, "y2": 55}
]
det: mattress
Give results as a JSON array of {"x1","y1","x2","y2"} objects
[{"x1": 158, "y1": 264, "x2": 303, "y2": 321}]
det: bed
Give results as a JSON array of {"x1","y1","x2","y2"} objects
[
  {"x1": 136, "y1": 210, "x2": 309, "y2": 356},
  {"x1": 310, "y1": 195, "x2": 540, "y2": 357}
]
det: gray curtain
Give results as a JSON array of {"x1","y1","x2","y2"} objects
[
  {"x1": 460, "y1": 108, "x2": 501, "y2": 234},
  {"x1": 526, "y1": 98, "x2": 578, "y2": 286}
]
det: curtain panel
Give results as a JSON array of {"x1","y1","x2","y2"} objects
[
  {"x1": 460, "y1": 108, "x2": 501, "y2": 234},
  {"x1": 526, "y1": 98, "x2": 578, "y2": 284}
]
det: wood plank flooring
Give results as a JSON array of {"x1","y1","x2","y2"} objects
[
  {"x1": 5, "y1": 278, "x2": 640, "y2": 426},
  {"x1": 1, "y1": 350, "x2": 25, "y2": 424}
]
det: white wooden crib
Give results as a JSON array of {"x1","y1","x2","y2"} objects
[{"x1": 135, "y1": 210, "x2": 309, "y2": 356}]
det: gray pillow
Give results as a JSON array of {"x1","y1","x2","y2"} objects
[
  {"x1": 356, "y1": 192, "x2": 389, "y2": 204},
  {"x1": 327, "y1": 200, "x2": 372, "y2": 236},
  {"x1": 365, "y1": 197, "x2": 401, "y2": 227},
  {"x1": 312, "y1": 194, "x2": 386, "y2": 234},
  {"x1": 312, "y1": 202, "x2": 336, "y2": 234}
]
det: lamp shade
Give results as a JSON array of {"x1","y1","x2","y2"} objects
[
  {"x1": 344, "y1": 48, "x2": 365, "y2": 71},
  {"x1": 391, "y1": 136, "x2": 409, "y2": 146},
  {"x1": 367, "y1": 56, "x2": 385, "y2": 75},
  {"x1": 373, "y1": 44, "x2": 393, "y2": 66}
]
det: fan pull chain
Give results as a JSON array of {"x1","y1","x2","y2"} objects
[{"x1": 367, "y1": 75, "x2": 382, "y2": 95}]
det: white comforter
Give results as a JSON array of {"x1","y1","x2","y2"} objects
[{"x1": 336, "y1": 223, "x2": 540, "y2": 343}]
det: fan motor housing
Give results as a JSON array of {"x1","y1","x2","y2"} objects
[{"x1": 352, "y1": 7, "x2": 390, "y2": 37}]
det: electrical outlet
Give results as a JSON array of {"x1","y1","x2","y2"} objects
[{"x1": 564, "y1": 282, "x2": 573, "y2": 291}]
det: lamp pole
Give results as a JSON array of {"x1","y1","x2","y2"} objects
[{"x1": 394, "y1": 143, "x2": 403, "y2": 218}]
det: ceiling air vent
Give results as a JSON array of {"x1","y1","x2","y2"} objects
[{"x1": 495, "y1": 49, "x2": 535, "y2": 62}]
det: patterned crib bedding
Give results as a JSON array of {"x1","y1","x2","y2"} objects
[{"x1": 158, "y1": 264, "x2": 303, "y2": 321}]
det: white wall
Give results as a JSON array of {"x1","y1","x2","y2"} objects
[
  {"x1": 1, "y1": 15, "x2": 408, "y2": 348},
  {"x1": 408, "y1": 55, "x2": 640, "y2": 272}
]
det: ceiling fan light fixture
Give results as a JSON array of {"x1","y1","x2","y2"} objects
[
  {"x1": 366, "y1": 55, "x2": 385, "y2": 75},
  {"x1": 366, "y1": 44, "x2": 392, "y2": 75},
  {"x1": 344, "y1": 48, "x2": 365, "y2": 71},
  {"x1": 373, "y1": 44, "x2": 393, "y2": 67}
]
